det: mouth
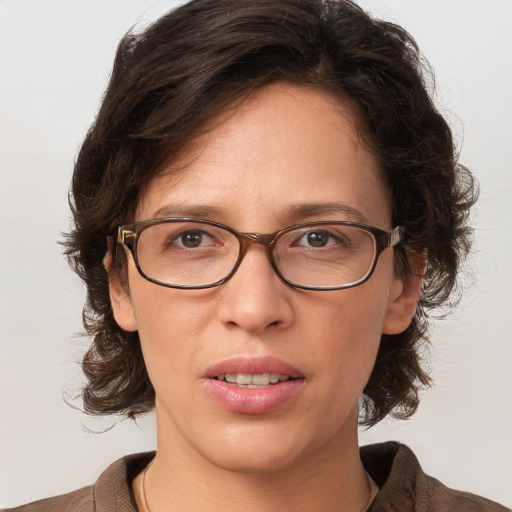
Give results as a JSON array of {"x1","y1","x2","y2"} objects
[{"x1": 204, "y1": 357, "x2": 305, "y2": 414}]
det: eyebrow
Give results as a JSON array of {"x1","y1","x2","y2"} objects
[
  {"x1": 152, "y1": 204, "x2": 225, "y2": 219},
  {"x1": 151, "y1": 202, "x2": 370, "y2": 225},
  {"x1": 286, "y1": 203, "x2": 370, "y2": 224}
]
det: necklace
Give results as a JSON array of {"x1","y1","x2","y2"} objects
[{"x1": 141, "y1": 463, "x2": 376, "y2": 512}]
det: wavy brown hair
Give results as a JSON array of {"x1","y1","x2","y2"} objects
[{"x1": 64, "y1": 0, "x2": 477, "y2": 426}]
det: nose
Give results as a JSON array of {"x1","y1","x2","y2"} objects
[{"x1": 217, "y1": 246, "x2": 294, "y2": 334}]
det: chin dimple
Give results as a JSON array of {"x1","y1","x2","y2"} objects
[{"x1": 216, "y1": 373, "x2": 291, "y2": 387}]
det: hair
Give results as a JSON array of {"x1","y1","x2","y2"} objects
[{"x1": 65, "y1": 0, "x2": 477, "y2": 426}]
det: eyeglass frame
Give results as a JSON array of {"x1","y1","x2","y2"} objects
[{"x1": 115, "y1": 217, "x2": 404, "y2": 291}]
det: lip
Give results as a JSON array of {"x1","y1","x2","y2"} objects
[
  {"x1": 205, "y1": 356, "x2": 304, "y2": 379},
  {"x1": 203, "y1": 356, "x2": 306, "y2": 414}
]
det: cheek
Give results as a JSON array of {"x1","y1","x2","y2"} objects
[
  {"x1": 303, "y1": 284, "x2": 391, "y2": 382},
  {"x1": 127, "y1": 276, "x2": 215, "y2": 375}
]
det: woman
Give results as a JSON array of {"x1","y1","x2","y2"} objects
[{"x1": 4, "y1": 0, "x2": 509, "y2": 510}]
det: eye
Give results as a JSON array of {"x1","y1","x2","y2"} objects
[
  {"x1": 296, "y1": 230, "x2": 347, "y2": 248},
  {"x1": 303, "y1": 230, "x2": 331, "y2": 247},
  {"x1": 172, "y1": 229, "x2": 215, "y2": 249}
]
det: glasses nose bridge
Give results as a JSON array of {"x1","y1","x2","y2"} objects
[
  {"x1": 230, "y1": 231, "x2": 282, "y2": 284},
  {"x1": 222, "y1": 230, "x2": 286, "y2": 288},
  {"x1": 235, "y1": 231, "x2": 278, "y2": 270},
  {"x1": 238, "y1": 231, "x2": 277, "y2": 252}
]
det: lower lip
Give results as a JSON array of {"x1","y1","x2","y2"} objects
[{"x1": 204, "y1": 379, "x2": 305, "y2": 414}]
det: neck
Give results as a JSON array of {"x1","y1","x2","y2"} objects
[{"x1": 138, "y1": 408, "x2": 373, "y2": 512}]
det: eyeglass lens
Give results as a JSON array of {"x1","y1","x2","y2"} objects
[{"x1": 135, "y1": 220, "x2": 377, "y2": 289}]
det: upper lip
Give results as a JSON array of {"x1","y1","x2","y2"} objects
[{"x1": 205, "y1": 356, "x2": 304, "y2": 379}]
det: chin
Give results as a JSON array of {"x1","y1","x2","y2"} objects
[
  {"x1": 195, "y1": 421, "x2": 321, "y2": 475},
  {"x1": 208, "y1": 446, "x2": 303, "y2": 475}
]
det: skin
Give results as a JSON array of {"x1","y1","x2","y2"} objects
[{"x1": 109, "y1": 82, "x2": 421, "y2": 512}]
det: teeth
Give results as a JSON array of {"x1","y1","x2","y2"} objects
[
  {"x1": 251, "y1": 374, "x2": 270, "y2": 385},
  {"x1": 217, "y1": 373, "x2": 291, "y2": 387},
  {"x1": 236, "y1": 374, "x2": 253, "y2": 385}
]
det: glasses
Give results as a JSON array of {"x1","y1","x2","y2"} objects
[{"x1": 116, "y1": 218, "x2": 403, "y2": 291}]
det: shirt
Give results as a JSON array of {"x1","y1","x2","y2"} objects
[{"x1": 4, "y1": 442, "x2": 509, "y2": 511}]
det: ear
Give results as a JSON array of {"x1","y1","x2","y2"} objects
[
  {"x1": 382, "y1": 253, "x2": 426, "y2": 335},
  {"x1": 103, "y1": 252, "x2": 138, "y2": 332}
]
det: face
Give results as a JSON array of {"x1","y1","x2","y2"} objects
[{"x1": 110, "y1": 82, "x2": 418, "y2": 474}]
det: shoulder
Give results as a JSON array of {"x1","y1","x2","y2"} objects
[
  {"x1": 2, "y1": 452, "x2": 155, "y2": 512},
  {"x1": 361, "y1": 442, "x2": 510, "y2": 512},
  {"x1": 2, "y1": 486, "x2": 93, "y2": 512}
]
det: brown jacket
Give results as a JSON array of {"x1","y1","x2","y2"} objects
[{"x1": 4, "y1": 442, "x2": 509, "y2": 511}]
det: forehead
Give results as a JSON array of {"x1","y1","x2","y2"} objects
[{"x1": 137, "y1": 82, "x2": 391, "y2": 229}]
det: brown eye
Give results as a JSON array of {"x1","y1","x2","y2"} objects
[
  {"x1": 169, "y1": 229, "x2": 217, "y2": 249},
  {"x1": 178, "y1": 230, "x2": 204, "y2": 248},
  {"x1": 305, "y1": 231, "x2": 330, "y2": 247}
]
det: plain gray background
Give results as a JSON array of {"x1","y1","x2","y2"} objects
[{"x1": 1, "y1": 0, "x2": 511, "y2": 508}]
